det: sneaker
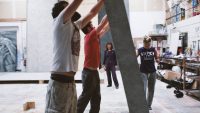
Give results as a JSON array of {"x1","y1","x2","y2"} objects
[
  {"x1": 149, "y1": 106, "x2": 152, "y2": 110},
  {"x1": 107, "y1": 85, "x2": 112, "y2": 87},
  {"x1": 116, "y1": 86, "x2": 119, "y2": 89}
]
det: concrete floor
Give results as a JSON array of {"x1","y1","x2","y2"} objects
[{"x1": 0, "y1": 71, "x2": 200, "y2": 113}]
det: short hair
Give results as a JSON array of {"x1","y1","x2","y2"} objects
[
  {"x1": 71, "y1": 12, "x2": 81, "y2": 22},
  {"x1": 143, "y1": 35, "x2": 152, "y2": 43},
  {"x1": 106, "y1": 42, "x2": 113, "y2": 50},
  {"x1": 82, "y1": 22, "x2": 92, "y2": 34},
  {"x1": 52, "y1": 1, "x2": 68, "y2": 19}
]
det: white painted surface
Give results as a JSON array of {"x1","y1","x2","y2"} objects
[
  {"x1": 170, "y1": 32, "x2": 180, "y2": 55},
  {"x1": 27, "y1": 0, "x2": 56, "y2": 72},
  {"x1": 167, "y1": 15, "x2": 200, "y2": 51},
  {"x1": 0, "y1": 0, "x2": 26, "y2": 18},
  {"x1": 129, "y1": 0, "x2": 165, "y2": 12},
  {"x1": 130, "y1": 11, "x2": 165, "y2": 37}
]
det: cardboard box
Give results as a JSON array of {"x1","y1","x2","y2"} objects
[
  {"x1": 23, "y1": 102, "x2": 35, "y2": 111},
  {"x1": 164, "y1": 70, "x2": 181, "y2": 80}
]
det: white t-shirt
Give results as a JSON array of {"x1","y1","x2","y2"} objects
[{"x1": 52, "y1": 10, "x2": 82, "y2": 72}]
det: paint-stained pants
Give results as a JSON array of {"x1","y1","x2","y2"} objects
[{"x1": 45, "y1": 79, "x2": 77, "y2": 113}]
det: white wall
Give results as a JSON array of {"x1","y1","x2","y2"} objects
[
  {"x1": 167, "y1": 15, "x2": 200, "y2": 52},
  {"x1": 27, "y1": 0, "x2": 56, "y2": 72},
  {"x1": 0, "y1": 0, "x2": 26, "y2": 19},
  {"x1": 130, "y1": 11, "x2": 165, "y2": 37},
  {"x1": 129, "y1": 0, "x2": 165, "y2": 12},
  {"x1": 129, "y1": 0, "x2": 166, "y2": 38}
]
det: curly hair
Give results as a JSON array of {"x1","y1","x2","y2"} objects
[{"x1": 52, "y1": 1, "x2": 68, "y2": 19}]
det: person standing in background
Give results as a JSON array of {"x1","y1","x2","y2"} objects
[
  {"x1": 103, "y1": 42, "x2": 119, "y2": 89},
  {"x1": 137, "y1": 36, "x2": 159, "y2": 110}
]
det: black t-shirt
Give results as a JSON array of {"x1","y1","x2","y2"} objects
[{"x1": 138, "y1": 47, "x2": 156, "y2": 73}]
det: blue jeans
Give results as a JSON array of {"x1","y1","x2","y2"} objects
[{"x1": 141, "y1": 72, "x2": 157, "y2": 107}]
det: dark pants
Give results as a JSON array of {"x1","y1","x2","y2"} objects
[
  {"x1": 106, "y1": 65, "x2": 119, "y2": 87},
  {"x1": 77, "y1": 68, "x2": 101, "y2": 113}
]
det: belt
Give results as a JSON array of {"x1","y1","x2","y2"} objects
[
  {"x1": 83, "y1": 68, "x2": 98, "y2": 72},
  {"x1": 51, "y1": 74, "x2": 75, "y2": 83}
]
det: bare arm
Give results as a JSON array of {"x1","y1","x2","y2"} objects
[
  {"x1": 96, "y1": 15, "x2": 108, "y2": 36},
  {"x1": 63, "y1": 0, "x2": 83, "y2": 24},
  {"x1": 99, "y1": 22, "x2": 109, "y2": 38},
  {"x1": 79, "y1": 0, "x2": 104, "y2": 28}
]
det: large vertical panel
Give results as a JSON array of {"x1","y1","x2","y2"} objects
[
  {"x1": 104, "y1": 0, "x2": 149, "y2": 113},
  {"x1": 27, "y1": 0, "x2": 57, "y2": 72}
]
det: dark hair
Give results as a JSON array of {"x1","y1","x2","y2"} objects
[
  {"x1": 71, "y1": 12, "x2": 81, "y2": 22},
  {"x1": 82, "y1": 22, "x2": 92, "y2": 34},
  {"x1": 52, "y1": 1, "x2": 68, "y2": 19},
  {"x1": 106, "y1": 42, "x2": 113, "y2": 51}
]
